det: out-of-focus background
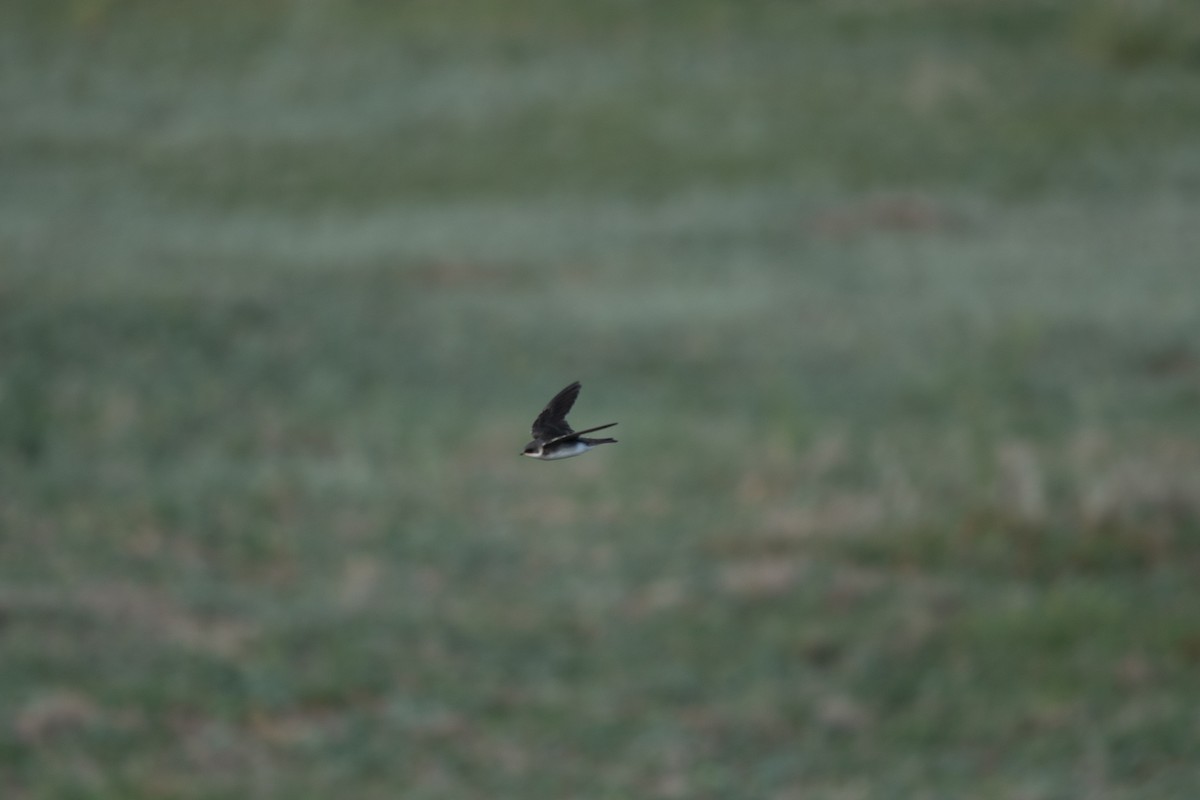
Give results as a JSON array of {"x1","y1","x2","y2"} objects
[{"x1": 4, "y1": 1, "x2": 1200, "y2": 797}]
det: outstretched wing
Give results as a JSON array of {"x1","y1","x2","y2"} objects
[
  {"x1": 545, "y1": 421, "x2": 618, "y2": 446},
  {"x1": 531, "y1": 381, "x2": 581, "y2": 439}
]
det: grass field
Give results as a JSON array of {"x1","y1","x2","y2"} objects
[{"x1": 3, "y1": 1, "x2": 1200, "y2": 797}]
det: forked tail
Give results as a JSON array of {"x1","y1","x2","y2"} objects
[{"x1": 582, "y1": 436, "x2": 617, "y2": 446}]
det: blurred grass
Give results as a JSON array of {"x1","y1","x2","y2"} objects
[{"x1": 3, "y1": 0, "x2": 1200, "y2": 798}]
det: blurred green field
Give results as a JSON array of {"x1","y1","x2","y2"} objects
[{"x1": 4, "y1": 1, "x2": 1200, "y2": 797}]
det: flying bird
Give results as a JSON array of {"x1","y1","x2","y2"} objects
[{"x1": 522, "y1": 381, "x2": 618, "y2": 461}]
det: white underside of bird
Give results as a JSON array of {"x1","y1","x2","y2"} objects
[{"x1": 522, "y1": 440, "x2": 593, "y2": 460}]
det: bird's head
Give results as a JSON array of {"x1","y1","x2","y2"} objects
[{"x1": 521, "y1": 441, "x2": 542, "y2": 458}]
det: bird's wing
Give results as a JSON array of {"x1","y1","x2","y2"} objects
[
  {"x1": 531, "y1": 381, "x2": 581, "y2": 439},
  {"x1": 545, "y1": 422, "x2": 617, "y2": 446}
]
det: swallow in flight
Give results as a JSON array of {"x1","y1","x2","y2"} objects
[{"x1": 521, "y1": 381, "x2": 617, "y2": 461}]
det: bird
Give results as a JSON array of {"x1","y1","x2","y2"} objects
[{"x1": 521, "y1": 381, "x2": 617, "y2": 461}]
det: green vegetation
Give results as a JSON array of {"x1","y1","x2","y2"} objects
[{"x1": 3, "y1": 1, "x2": 1200, "y2": 797}]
